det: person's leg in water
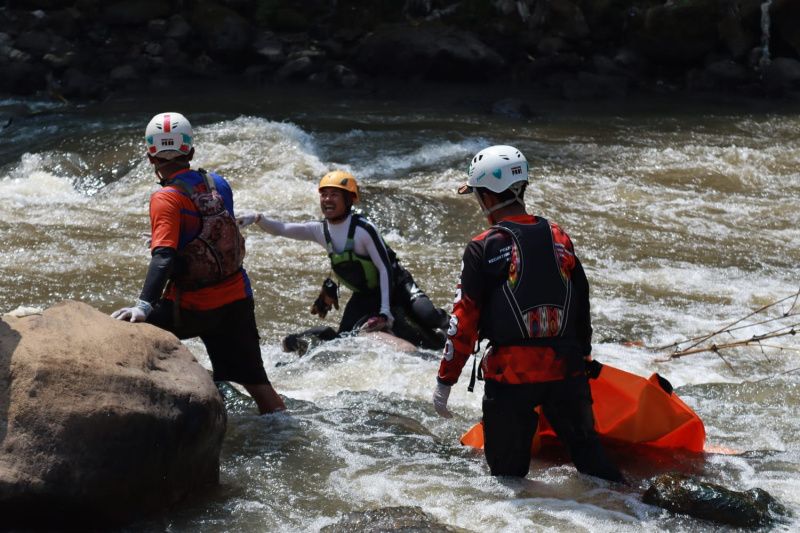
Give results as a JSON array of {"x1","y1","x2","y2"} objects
[
  {"x1": 482, "y1": 380, "x2": 543, "y2": 477},
  {"x1": 242, "y1": 383, "x2": 286, "y2": 414},
  {"x1": 396, "y1": 269, "x2": 449, "y2": 329},
  {"x1": 542, "y1": 374, "x2": 624, "y2": 483},
  {"x1": 150, "y1": 298, "x2": 287, "y2": 414},
  {"x1": 282, "y1": 290, "x2": 380, "y2": 353}
]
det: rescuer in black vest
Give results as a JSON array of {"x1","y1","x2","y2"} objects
[{"x1": 432, "y1": 145, "x2": 622, "y2": 482}]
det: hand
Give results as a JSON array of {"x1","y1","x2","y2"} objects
[
  {"x1": 111, "y1": 299, "x2": 152, "y2": 322},
  {"x1": 585, "y1": 358, "x2": 603, "y2": 379},
  {"x1": 237, "y1": 213, "x2": 261, "y2": 228},
  {"x1": 361, "y1": 314, "x2": 392, "y2": 333},
  {"x1": 432, "y1": 382, "x2": 453, "y2": 418}
]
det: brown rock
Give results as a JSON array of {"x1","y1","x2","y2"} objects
[{"x1": 0, "y1": 301, "x2": 226, "y2": 527}]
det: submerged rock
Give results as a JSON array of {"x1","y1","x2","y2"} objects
[
  {"x1": 321, "y1": 505, "x2": 464, "y2": 532},
  {"x1": 0, "y1": 301, "x2": 226, "y2": 527},
  {"x1": 642, "y1": 473, "x2": 788, "y2": 528},
  {"x1": 366, "y1": 410, "x2": 434, "y2": 437}
]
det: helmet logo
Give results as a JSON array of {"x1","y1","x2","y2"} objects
[
  {"x1": 492, "y1": 168, "x2": 502, "y2": 179},
  {"x1": 161, "y1": 138, "x2": 174, "y2": 146},
  {"x1": 511, "y1": 165, "x2": 522, "y2": 175}
]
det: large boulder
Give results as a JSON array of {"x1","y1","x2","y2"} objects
[
  {"x1": 0, "y1": 301, "x2": 226, "y2": 527},
  {"x1": 638, "y1": 0, "x2": 722, "y2": 65},
  {"x1": 773, "y1": 0, "x2": 800, "y2": 58},
  {"x1": 353, "y1": 24, "x2": 505, "y2": 81}
]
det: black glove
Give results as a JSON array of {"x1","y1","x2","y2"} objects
[
  {"x1": 310, "y1": 278, "x2": 339, "y2": 318},
  {"x1": 585, "y1": 359, "x2": 603, "y2": 380}
]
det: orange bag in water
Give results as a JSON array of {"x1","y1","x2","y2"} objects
[{"x1": 460, "y1": 363, "x2": 706, "y2": 454}]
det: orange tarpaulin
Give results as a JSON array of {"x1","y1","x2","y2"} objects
[{"x1": 461, "y1": 363, "x2": 706, "y2": 454}]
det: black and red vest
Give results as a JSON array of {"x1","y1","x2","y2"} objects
[{"x1": 479, "y1": 217, "x2": 581, "y2": 356}]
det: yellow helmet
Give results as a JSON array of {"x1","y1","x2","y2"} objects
[{"x1": 318, "y1": 170, "x2": 359, "y2": 203}]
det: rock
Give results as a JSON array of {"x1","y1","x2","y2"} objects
[
  {"x1": 15, "y1": 31, "x2": 53, "y2": 56},
  {"x1": 103, "y1": 0, "x2": 172, "y2": 26},
  {"x1": 705, "y1": 59, "x2": 750, "y2": 83},
  {"x1": 642, "y1": 473, "x2": 787, "y2": 528},
  {"x1": 190, "y1": 2, "x2": 253, "y2": 56},
  {"x1": 275, "y1": 56, "x2": 315, "y2": 81},
  {"x1": 321, "y1": 506, "x2": 462, "y2": 532},
  {"x1": 147, "y1": 18, "x2": 168, "y2": 36},
  {"x1": 58, "y1": 67, "x2": 105, "y2": 98},
  {"x1": 110, "y1": 64, "x2": 138, "y2": 81},
  {"x1": 330, "y1": 63, "x2": 359, "y2": 88},
  {"x1": 353, "y1": 24, "x2": 505, "y2": 81},
  {"x1": 537, "y1": 35, "x2": 571, "y2": 56},
  {"x1": 763, "y1": 57, "x2": 800, "y2": 93},
  {"x1": 773, "y1": 0, "x2": 800, "y2": 58},
  {"x1": 0, "y1": 61, "x2": 47, "y2": 94},
  {"x1": 718, "y1": 0, "x2": 761, "y2": 59},
  {"x1": 639, "y1": 0, "x2": 721, "y2": 64},
  {"x1": 491, "y1": 98, "x2": 532, "y2": 119},
  {"x1": 166, "y1": 14, "x2": 192, "y2": 41},
  {"x1": 547, "y1": 0, "x2": 590, "y2": 41},
  {"x1": 0, "y1": 301, "x2": 226, "y2": 528},
  {"x1": 42, "y1": 51, "x2": 75, "y2": 70},
  {"x1": 562, "y1": 71, "x2": 629, "y2": 100}
]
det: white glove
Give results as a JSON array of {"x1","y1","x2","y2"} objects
[
  {"x1": 111, "y1": 299, "x2": 152, "y2": 322},
  {"x1": 432, "y1": 382, "x2": 453, "y2": 418},
  {"x1": 236, "y1": 213, "x2": 262, "y2": 228}
]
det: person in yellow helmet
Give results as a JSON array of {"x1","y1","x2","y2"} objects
[{"x1": 238, "y1": 170, "x2": 449, "y2": 352}]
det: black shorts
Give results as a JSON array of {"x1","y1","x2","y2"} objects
[{"x1": 147, "y1": 297, "x2": 269, "y2": 385}]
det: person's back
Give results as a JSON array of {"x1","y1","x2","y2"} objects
[
  {"x1": 432, "y1": 145, "x2": 622, "y2": 482},
  {"x1": 112, "y1": 112, "x2": 285, "y2": 414}
]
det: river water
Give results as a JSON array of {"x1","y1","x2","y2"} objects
[{"x1": 1, "y1": 85, "x2": 799, "y2": 531}]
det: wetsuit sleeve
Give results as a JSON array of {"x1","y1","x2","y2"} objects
[
  {"x1": 138, "y1": 247, "x2": 176, "y2": 304},
  {"x1": 358, "y1": 225, "x2": 393, "y2": 319},
  {"x1": 256, "y1": 218, "x2": 326, "y2": 247},
  {"x1": 437, "y1": 240, "x2": 485, "y2": 386}
]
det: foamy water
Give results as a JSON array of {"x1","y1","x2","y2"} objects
[{"x1": 1, "y1": 91, "x2": 799, "y2": 531}]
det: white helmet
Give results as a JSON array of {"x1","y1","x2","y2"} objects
[
  {"x1": 145, "y1": 112, "x2": 193, "y2": 159},
  {"x1": 459, "y1": 145, "x2": 528, "y2": 195}
]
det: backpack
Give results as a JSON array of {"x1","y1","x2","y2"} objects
[{"x1": 171, "y1": 169, "x2": 246, "y2": 290}]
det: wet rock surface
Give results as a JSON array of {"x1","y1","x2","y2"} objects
[
  {"x1": 321, "y1": 505, "x2": 466, "y2": 532},
  {"x1": 0, "y1": 1, "x2": 798, "y2": 100},
  {"x1": 643, "y1": 472, "x2": 789, "y2": 528},
  {"x1": 0, "y1": 301, "x2": 227, "y2": 527}
]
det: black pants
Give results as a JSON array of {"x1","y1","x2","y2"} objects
[
  {"x1": 482, "y1": 376, "x2": 622, "y2": 482},
  {"x1": 393, "y1": 268, "x2": 449, "y2": 331},
  {"x1": 285, "y1": 290, "x2": 381, "y2": 345},
  {"x1": 147, "y1": 297, "x2": 269, "y2": 385}
]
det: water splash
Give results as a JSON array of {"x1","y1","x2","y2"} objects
[{"x1": 759, "y1": 0, "x2": 774, "y2": 70}]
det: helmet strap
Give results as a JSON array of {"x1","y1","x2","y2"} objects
[
  {"x1": 474, "y1": 183, "x2": 526, "y2": 221},
  {"x1": 154, "y1": 159, "x2": 173, "y2": 185}
]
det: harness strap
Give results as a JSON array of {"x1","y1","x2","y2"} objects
[{"x1": 323, "y1": 215, "x2": 358, "y2": 256}]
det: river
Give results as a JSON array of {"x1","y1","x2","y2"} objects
[{"x1": 1, "y1": 84, "x2": 799, "y2": 531}]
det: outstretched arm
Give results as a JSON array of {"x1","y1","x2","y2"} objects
[{"x1": 239, "y1": 214, "x2": 324, "y2": 246}]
